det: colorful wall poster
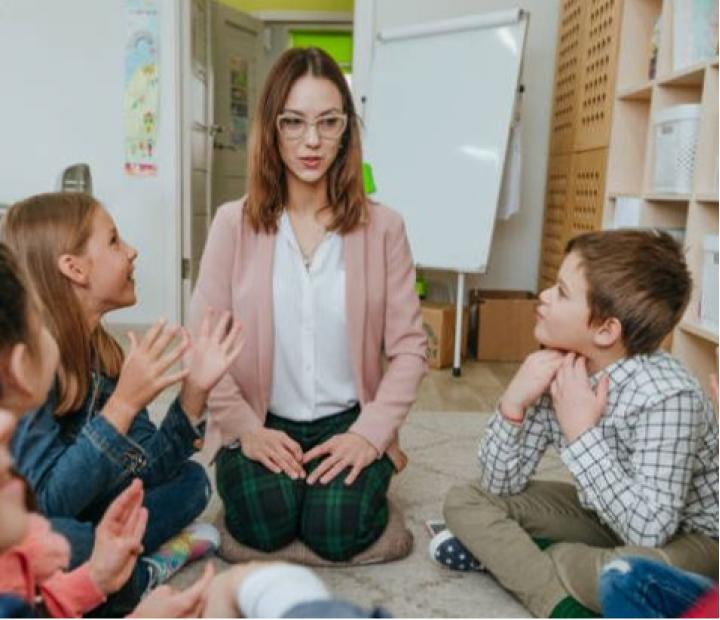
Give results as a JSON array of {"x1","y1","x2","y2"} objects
[{"x1": 124, "y1": 0, "x2": 160, "y2": 175}]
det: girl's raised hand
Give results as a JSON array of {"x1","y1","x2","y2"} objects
[
  {"x1": 180, "y1": 308, "x2": 243, "y2": 419},
  {"x1": 103, "y1": 319, "x2": 191, "y2": 433},
  {"x1": 88, "y1": 478, "x2": 147, "y2": 595}
]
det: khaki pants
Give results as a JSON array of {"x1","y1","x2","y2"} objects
[{"x1": 444, "y1": 480, "x2": 718, "y2": 617}]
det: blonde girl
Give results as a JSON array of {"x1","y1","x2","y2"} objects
[{"x1": 3, "y1": 193, "x2": 241, "y2": 615}]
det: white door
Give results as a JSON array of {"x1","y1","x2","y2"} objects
[
  {"x1": 181, "y1": 0, "x2": 213, "y2": 321},
  {"x1": 211, "y1": 3, "x2": 263, "y2": 210},
  {"x1": 180, "y1": 0, "x2": 262, "y2": 321}
]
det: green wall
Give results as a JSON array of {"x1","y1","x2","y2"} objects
[
  {"x1": 218, "y1": 0, "x2": 353, "y2": 13},
  {"x1": 289, "y1": 30, "x2": 353, "y2": 71}
]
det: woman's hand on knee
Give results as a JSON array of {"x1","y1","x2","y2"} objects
[
  {"x1": 240, "y1": 427, "x2": 305, "y2": 480},
  {"x1": 304, "y1": 433, "x2": 379, "y2": 486}
]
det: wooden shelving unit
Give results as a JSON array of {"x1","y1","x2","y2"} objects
[
  {"x1": 604, "y1": 0, "x2": 719, "y2": 391},
  {"x1": 539, "y1": 0, "x2": 624, "y2": 291}
]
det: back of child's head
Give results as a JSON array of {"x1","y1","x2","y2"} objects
[
  {"x1": 0, "y1": 244, "x2": 37, "y2": 399},
  {"x1": 2, "y1": 192, "x2": 123, "y2": 414},
  {"x1": 566, "y1": 229, "x2": 691, "y2": 356}
]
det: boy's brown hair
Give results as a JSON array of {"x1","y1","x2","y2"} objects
[{"x1": 566, "y1": 229, "x2": 691, "y2": 356}]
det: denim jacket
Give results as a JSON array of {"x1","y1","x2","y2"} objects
[{"x1": 11, "y1": 372, "x2": 204, "y2": 518}]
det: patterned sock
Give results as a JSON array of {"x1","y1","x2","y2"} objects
[
  {"x1": 533, "y1": 536, "x2": 555, "y2": 551},
  {"x1": 143, "y1": 522, "x2": 219, "y2": 587},
  {"x1": 550, "y1": 596, "x2": 601, "y2": 618}
]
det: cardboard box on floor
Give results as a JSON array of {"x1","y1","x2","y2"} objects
[
  {"x1": 477, "y1": 290, "x2": 539, "y2": 362},
  {"x1": 421, "y1": 302, "x2": 469, "y2": 369}
]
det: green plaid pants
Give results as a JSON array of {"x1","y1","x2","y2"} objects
[{"x1": 216, "y1": 406, "x2": 395, "y2": 561}]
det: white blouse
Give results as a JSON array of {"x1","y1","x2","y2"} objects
[{"x1": 269, "y1": 211, "x2": 358, "y2": 422}]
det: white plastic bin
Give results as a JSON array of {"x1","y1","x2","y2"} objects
[
  {"x1": 652, "y1": 104, "x2": 701, "y2": 194},
  {"x1": 700, "y1": 234, "x2": 719, "y2": 330},
  {"x1": 612, "y1": 196, "x2": 643, "y2": 228}
]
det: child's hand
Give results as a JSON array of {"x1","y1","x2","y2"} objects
[
  {"x1": 500, "y1": 349, "x2": 566, "y2": 421},
  {"x1": 550, "y1": 353, "x2": 609, "y2": 443},
  {"x1": 180, "y1": 308, "x2": 243, "y2": 419},
  {"x1": 103, "y1": 320, "x2": 191, "y2": 433},
  {"x1": 202, "y1": 561, "x2": 279, "y2": 618},
  {"x1": 87, "y1": 479, "x2": 147, "y2": 596},
  {"x1": 130, "y1": 561, "x2": 214, "y2": 618}
]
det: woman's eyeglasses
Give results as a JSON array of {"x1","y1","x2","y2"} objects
[{"x1": 276, "y1": 113, "x2": 348, "y2": 141}]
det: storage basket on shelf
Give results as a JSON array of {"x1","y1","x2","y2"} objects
[{"x1": 652, "y1": 104, "x2": 701, "y2": 194}]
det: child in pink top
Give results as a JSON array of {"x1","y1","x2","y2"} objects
[{"x1": 0, "y1": 243, "x2": 219, "y2": 617}]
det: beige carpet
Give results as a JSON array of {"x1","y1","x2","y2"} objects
[{"x1": 160, "y1": 405, "x2": 574, "y2": 617}]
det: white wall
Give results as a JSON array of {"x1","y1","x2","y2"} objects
[
  {"x1": 0, "y1": 0, "x2": 182, "y2": 325},
  {"x1": 352, "y1": 0, "x2": 559, "y2": 297}
]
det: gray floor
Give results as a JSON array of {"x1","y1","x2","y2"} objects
[{"x1": 149, "y1": 361, "x2": 574, "y2": 617}]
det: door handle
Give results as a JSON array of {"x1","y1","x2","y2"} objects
[
  {"x1": 191, "y1": 122, "x2": 225, "y2": 137},
  {"x1": 213, "y1": 140, "x2": 238, "y2": 151}
]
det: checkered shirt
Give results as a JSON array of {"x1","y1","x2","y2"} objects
[{"x1": 478, "y1": 351, "x2": 719, "y2": 547}]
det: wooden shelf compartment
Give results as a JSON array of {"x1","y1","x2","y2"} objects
[
  {"x1": 693, "y1": 66, "x2": 719, "y2": 194},
  {"x1": 656, "y1": 60, "x2": 711, "y2": 88},
  {"x1": 695, "y1": 193, "x2": 719, "y2": 203},
  {"x1": 603, "y1": 196, "x2": 688, "y2": 231},
  {"x1": 672, "y1": 330, "x2": 718, "y2": 397},
  {"x1": 642, "y1": 82, "x2": 704, "y2": 195},
  {"x1": 617, "y1": 80, "x2": 654, "y2": 101},
  {"x1": 680, "y1": 321, "x2": 719, "y2": 345},
  {"x1": 652, "y1": 80, "x2": 704, "y2": 109},
  {"x1": 643, "y1": 199, "x2": 688, "y2": 229},
  {"x1": 642, "y1": 193, "x2": 691, "y2": 202},
  {"x1": 681, "y1": 203, "x2": 719, "y2": 356},
  {"x1": 606, "y1": 98, "x2": 651, "y2": 197},
  {"x1": 614, "y1": 0, "x2": 663, "y2": 91}
]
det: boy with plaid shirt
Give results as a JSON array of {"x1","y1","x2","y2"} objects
[{"x1": 435, "y1": 230, "x2": 718, "y2": 617}]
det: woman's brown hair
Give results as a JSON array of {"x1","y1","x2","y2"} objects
[
  {"x1": 2, "y1": 192, "x2": 124, "y2": 414},
  {"x1": 245, "y1": 47, "x2": 367, "y2": 234}
]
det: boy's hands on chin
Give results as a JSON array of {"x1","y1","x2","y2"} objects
[
  {"x1": 550, "y1": 353, "x2": 610, "y2": 442},
  {"x1": 500, "y1": 349, "x2": 566, "y2": 422},
  {"x1": 181, "y1": 307, "x2": 244, "y2": 419}
]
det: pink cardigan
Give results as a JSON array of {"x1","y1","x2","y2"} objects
[{"x1": 189, "y1": 198, "x2": 427, "y2": 470}]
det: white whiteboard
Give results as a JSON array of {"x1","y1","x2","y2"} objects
[{"x1": 362, "y1": 9, "x2": 528, "y2": 272}]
